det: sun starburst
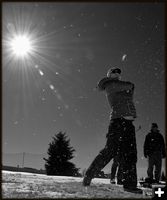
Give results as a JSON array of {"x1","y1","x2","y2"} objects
[{"x1": 10, "y1": 34, "x2": 32, "y2": 58}]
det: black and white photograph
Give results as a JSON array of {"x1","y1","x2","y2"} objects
[{"x1": 2, "y1": 2, "x2": 166, "y2": 199}]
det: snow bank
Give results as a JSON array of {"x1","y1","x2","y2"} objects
[{"x1": 2, "y1": 170, "x2": 151, "y2": 198}]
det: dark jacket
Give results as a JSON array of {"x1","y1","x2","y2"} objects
[
  {"x1": 144, "y1": 130, "x2": 166, "y2": 158},
  {"x1": 97, "y1": 78, "x2": 136, "y2": 120}
]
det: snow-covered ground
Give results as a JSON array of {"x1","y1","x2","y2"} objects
[{"x1": 2, "y1": 170, "x2": 152, "y2": 198}]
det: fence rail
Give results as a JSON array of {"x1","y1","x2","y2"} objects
[{"x1": 2, "y1": 152, "x2": 48, "y2": 170}]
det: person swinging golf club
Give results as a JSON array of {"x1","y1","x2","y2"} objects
[{"x1": 83, "y1": 67, "x2": 142, "y2": 193}]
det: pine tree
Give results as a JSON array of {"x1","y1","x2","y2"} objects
[{"x1": 44, "y1": 132, "x2": 80, "y2": 176}]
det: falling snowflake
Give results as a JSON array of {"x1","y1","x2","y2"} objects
[
  {"x1": 64, "y1": 104, "x2": 69, "y2": 109},
  {"x1": 55, "y1": 93, "x2": 62, "y2": 100},
  {"x1": 78, "y1": 96, "x2": 87, "y2": 99},
  {"x1": 135, "y1": 100, "x2": 139, "y2": 104},
  {"x1": 104, "y1": 22, "x2": 108, "y2": 27},
  {"x1": 41, "y1": 97, "x2": 46, "y2": 101},
  {"x1": 122, "y1": 54, "x2": 127, "y2": 61},
  {"x1": 52, "y1": 16, "x2": 56, "y2": 21},
  {"x1": 154, "y1": 24, "x2": 158, "y2": 29},
  {"x1": 135, "y1": 15, "x2": 143, "y2": 21},
  {"x1": 49, "y1": 84, "x2": 54, "y2": 90},
  {"x1": 34, "y1": 3, "x2": 39, "y2": 7},
  {"x1": 39, "y1": 70, "x2": 44, "y2": 76}
]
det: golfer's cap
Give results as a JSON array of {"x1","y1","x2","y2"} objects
[{"x1": 107, "y1": 67, "x2": 121, "y2": 74}]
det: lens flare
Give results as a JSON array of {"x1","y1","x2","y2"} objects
[{"x1": 10, "y1": 34, "x2": 32, "y2": 58}]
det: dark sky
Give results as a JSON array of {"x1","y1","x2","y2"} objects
[{"x1": 2, "y1": 2, "x2": 165, "y2": 176}]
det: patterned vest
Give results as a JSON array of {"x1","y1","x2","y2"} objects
[
  {"x1": 98, "y1": 78, "x2": 136, "y2": 120},
  {"x1": 107, "y1": 89, "x2": 136, "y2": 120}
]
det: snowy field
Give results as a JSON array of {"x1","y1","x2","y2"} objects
[{"x1": 2, "y1": 170, "x2": 152, "y2": 198}]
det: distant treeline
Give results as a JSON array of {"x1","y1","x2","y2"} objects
[
  {"x1": 2, "y1": 165, "x2": 46, "y2": 174},
  {"x1": 2, "y1": 165, "x2": 111, "y2": 179}
]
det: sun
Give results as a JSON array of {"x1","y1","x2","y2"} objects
[
  {"x1": 3, "y1": 8, "x2": 59, "y2": 67},
  {"x1": 10, "y1": 34, "x2": 32, "y2": 58}
]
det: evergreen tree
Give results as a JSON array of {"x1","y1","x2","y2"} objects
[{"x1": 44, "y1": 132, "x2": 80, "y2": 176}]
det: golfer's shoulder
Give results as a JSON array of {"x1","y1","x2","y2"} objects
[{"x1": 97, "y1": 77, "x2": 113, "y2": 90}]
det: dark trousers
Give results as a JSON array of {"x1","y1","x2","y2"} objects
[
  {"x1": 147, "y1": 152, "x2": 162, "y2": 182},
  {"x1": 110, "y1": 156, "x2": 123, "y2": 183},
  {"x1": 111, "y1": 156, "x2": 119, "y2": 180},
  {"x1": 85, "y1": 118, "x2": 138, "y2": 188}
]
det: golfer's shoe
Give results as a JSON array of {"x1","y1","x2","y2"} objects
[{"x1": 110, "y1": 179, "x2": 116, "y2": 184}]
